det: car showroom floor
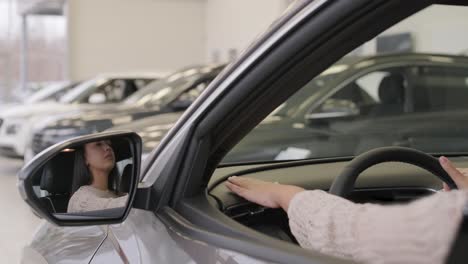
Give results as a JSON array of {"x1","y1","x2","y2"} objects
[{"x1": 0, "y1": 156, "x2": 41, "y2": 263}]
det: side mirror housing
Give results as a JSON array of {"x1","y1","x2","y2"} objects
[
  {"x1": 88, "y1": 93, "x2": 106, "y2": 104},
  {"x1": 17, "y1": 131, "x2": 142, "y2": 226},
  {"x1": 170, "y1": 99, "x2": 192, "y2": 111}
]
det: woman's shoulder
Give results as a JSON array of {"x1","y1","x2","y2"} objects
[
  {"x1": 69, "y1": 186, "x2": 97, "y2": 204},
  {"x1": 74, "y1": 185, "x2": 105, "y2": 195},
  {"x1": 75, "y1": 185, "x2": 94, "y2": 192}
]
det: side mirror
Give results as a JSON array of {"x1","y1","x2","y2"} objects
[
  {"x1": 171, "y1": 99, "x2": 192, "y2": 111},
  {"x1": 305, "y1": 99, "x2": 360, "y2": 124},
  {"x1": 17, "y1": 131, "x2": 141, "y2": 226},
  {"x1": 88, "y1": 93, "x2": 106, "y2": 104}
]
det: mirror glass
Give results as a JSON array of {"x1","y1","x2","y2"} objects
[{"x1": 29, "y1": 137, "x2": 134, "y2": 217}]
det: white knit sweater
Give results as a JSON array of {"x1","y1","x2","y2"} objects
[
  {"x1": 287, "y1": 190, "x2": 467, "y2": 264},
  {"x1": 67, "y1": 185, "x2": 128, "y2": 213}
]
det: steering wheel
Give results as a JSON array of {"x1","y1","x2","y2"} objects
[{"x1": 329, "y1": 146, "x2": 458, "y2": 197}]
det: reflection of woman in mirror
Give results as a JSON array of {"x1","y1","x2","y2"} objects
[{"x1": 68, "y1": 140, "x2": 128, "y2": 213}]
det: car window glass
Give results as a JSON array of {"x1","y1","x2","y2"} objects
[
  {"x1": 25, "y1": 82, "x2": 74, "y2": 103},
  {"x1": 123, "y1": 69, "x2": 203, "y2": 106},
  {"x1": 356, "y1": 71, "x2": 389, "y2": 102},
  {"x1": 411, "y1": 65, "x2": 468, "y2": 112},
  {"x1": 310, "y1": 68, "x2": 409, "y2": 119},
  {"x1": 59, "y1": 78, "x2": 105, "y2": 103},
  {"x1": 85, "y1": 79, "x2": 140, "y2": 104},
  {"x1": 223, "y1": 4, "x2": 468, "y2": 164}
]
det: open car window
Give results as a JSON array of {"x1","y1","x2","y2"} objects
[{"x1": 222, "y1": 4, "x2": 468, "y2": 165}]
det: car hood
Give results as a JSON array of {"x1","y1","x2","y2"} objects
[
  {"x1": 0, "y1": 102, "x2": 98, "y2": 119},
  {"x1": 36, "y1": 103, "x2": 162, "y2": 132},
  {"x1": 0, "y1": 102, "x2": 20, "y2": 112}
]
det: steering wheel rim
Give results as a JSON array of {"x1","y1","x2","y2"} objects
[{"x1": 329, "y1": 146, "x2": 458, "y2": 197}]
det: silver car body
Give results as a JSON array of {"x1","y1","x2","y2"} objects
[
  {"x1": 23, "y1": 210, "x2": 271, "y2": 264},
  {"x1": 21, "y1": 0, "x2": 456, "y2": 263}
]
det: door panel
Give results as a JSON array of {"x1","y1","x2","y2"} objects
[{"x1": 26, "y1": 222, "x2": 106, "y2": 263}]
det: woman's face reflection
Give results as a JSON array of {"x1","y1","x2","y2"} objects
[{"x1": 84, "y1": 140, "x2": 115, "y2": 173}]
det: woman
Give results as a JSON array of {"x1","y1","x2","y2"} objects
[
  {"x1": 68, "y1": 140, "x2": 128, "y2": 213},
  {"x1": 226, "y1": 156, "x2": 468, "y2": 264}
]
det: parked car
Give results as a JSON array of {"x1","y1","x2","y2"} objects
[
  {"x1": 19, "y1": 1, "x2": 468, "y2": 263},
  {"x1": 28, "y1": 65, "x2": 224, "y2": 158},
  {"x1": 111, "y1": 53, "x2": 468, "y2": 163},
  {"x1": 0, "y1": 73, "x2": 159, "y2": 158}
]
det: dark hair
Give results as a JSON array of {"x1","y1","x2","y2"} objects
[{"x1": 71, "y1": 146, "x2": 119, "y2": 195}]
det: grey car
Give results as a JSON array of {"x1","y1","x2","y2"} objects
[
  {"x1": 109, "y1": 53, "x2": 468, "y2": 164},
  {"x1": 18, "y1": 0, "x2": 468, "y2": 263}
]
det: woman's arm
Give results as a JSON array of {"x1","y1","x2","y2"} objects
[
  {"x1": 225, "y1": 177, "x2": 304, "y2": 211},
  {"x1": 226, "y1": 157, "x2": 468, "y2": 264},
  {"x1": 287, "y1": 189, "x2": 466, "y2": 264}
]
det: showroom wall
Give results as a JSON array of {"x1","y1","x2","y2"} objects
[
  {"x1": 67, "y1": 0, "x2": 206, "y2": 81},
  {"x1": 204, "y1": 0, "x2": 289, "y2": 64},
  {"x1": 359, "y1": 5, "x2": 468, "y2": 56},
  {"x1": 67, "y1": 2, "x2": 468, "y2": 82}
]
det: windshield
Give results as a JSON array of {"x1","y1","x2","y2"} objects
[
  {"x1": 59, "y1": 77, "x2": 107, "y2": 103},
  {"x1": 223, "y1": 4, "x2": 468, "y2": 164},
  {"x1": 123, "y1": 68, "x2": 207, "y2": 106},
  {"x1": 25, "y1": 82, "x2": 74, "y2": 103}
]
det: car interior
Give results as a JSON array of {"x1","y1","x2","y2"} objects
[
  {"x1": 205, "y1": 79, "x2": 468, "y2": 246},
  {"x1": 205, "y1": 60, "x2": 468, "y2": 246},
  {"x1": 207, "y1": 154, "x2": 468, "y2": 244}
]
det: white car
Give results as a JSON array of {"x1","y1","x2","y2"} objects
[{"x1": 0, "y1": 72, "x2": 163, "y2": 158}]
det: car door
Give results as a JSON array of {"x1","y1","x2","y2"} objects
[
  {"x1": 24, "y1": 223, "x2": 107, "y2": 264},
  {"x1": 90, "y1": 210, "x2": 197, "y2": 264}
]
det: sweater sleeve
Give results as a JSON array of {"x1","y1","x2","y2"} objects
[{"x1": 287, "y1": 190, "x2": 467, "y2": 264}]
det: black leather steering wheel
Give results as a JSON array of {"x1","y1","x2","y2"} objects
[{"x1": 329, "y1": 146, "x2": 458, "y2": 197}]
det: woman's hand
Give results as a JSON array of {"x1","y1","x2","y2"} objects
[
  {"x1": 439, "y1": 156, "x2": 468, "y2": 191},
  {"x1": 225, "y1": 176, "x2": 304, "y2": 211}
]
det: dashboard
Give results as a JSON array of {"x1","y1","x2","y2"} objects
[{"x1": 208, "y1": 157, "x2": 468, "y2": 242}]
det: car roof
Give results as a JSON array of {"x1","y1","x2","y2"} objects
[{"x1": 340, "y1": 52, "x2": 468, "y2": 67}]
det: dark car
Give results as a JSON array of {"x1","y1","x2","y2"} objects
[
  {"x1": 112, "y1": 53, "x2": 468, "y2": 163},
  {"x1": 30, "y1": 65, "x2": 224, "y2": 157},
  {"x1": 19, "y1": 1, "x2": 468, "y2": 263}
]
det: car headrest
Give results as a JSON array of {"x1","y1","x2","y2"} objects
[
  {"x1": 378, "y1": 74, "x2": 405, "y2": 104},
  {"x1": 118, "y1": 164, "x2": 133, "y2": 193},
  {"x1": 112, "y1": 138, "x2": 133, "y2": 161},
  {"x1": 123, "y1": 80, "x2": 138, "y2": 98},
  {"x1": 40, "y1": 152, "x2": 75, "y2": 194}
]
